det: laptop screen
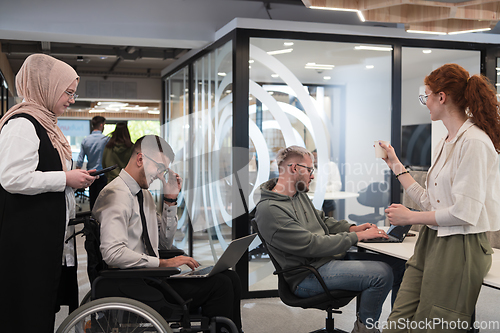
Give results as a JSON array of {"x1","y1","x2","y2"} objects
[{"x1": 387, "y1": 225, "x2": 412, "y2": 240}]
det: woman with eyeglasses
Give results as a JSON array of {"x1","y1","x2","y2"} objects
[
  {"x1": 380, "y1": 63, "x2": 500, "y2": 332},
  {"x1": 0, "y1": 54, "x2": 96, "y2": 333}
]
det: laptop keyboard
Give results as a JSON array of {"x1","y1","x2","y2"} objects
[{"x1": 186, "y1": 265, "x2": 213, "y2": 276}]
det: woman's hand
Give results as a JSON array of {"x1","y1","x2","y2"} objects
[
  {"x1": 160, "y1": 255, "x2": 200, "y2": 270},
  {"x1": 378, "y1": 141, "x2": 401, "y2": 171},
  {"x1": 385, "y1": 204, "x2": 413, "y2": 226},
  {"x1": 65, "y1": 169, "x2": 96, "y2": 189}
]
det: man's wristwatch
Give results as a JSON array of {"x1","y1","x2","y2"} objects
[{"x1": 163, "y1": 196, "x2": 178, "y2": 205}]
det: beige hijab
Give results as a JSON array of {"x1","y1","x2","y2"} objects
[{"x1": 0, "y1": 54, "x2": 79, "y2": 171}]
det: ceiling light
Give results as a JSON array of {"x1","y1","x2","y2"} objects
[
  {"x1": 366, "y1": 65, "x2": 374, "y2": 69},
  {"x1": 406, "y1": 30, "x2": 447, "y2": 35},
  {"x1": 323, "y1": 76, "x2": 331, "y2": 80},
  {"x1": 448, "y1": 28, "x2": 491, "y2": 35},
  {"x1": 249, "y1": 59, "x2": 255, "y2": 64},
  {"x1": 268, "y1": 91, "x2": 274, "y2": 95},
  {"x1": 100, "y1": 56, "x2": 107, "y2": 60},
  {"x1": 357, "y1": 11, "x2": 365, "y2": 22},
  {"x1": 218, "y1": 72, "x2": 227, "y2": 76},
  {"x1": 305, "y1": 62, "x2": 335, "y2": 70},
  {"x1": 249, "y1": 96, "x2": 253, "y2": 101},
  {"x1": 271, "y1": 74, "x2": 279, "y2": 78},
  {"x1": 422, "y1": 50, "x2": 432, "y2": 54},
  {"x1": 225, "y1": 90, "x2": 232, "y2": 94},
  {"x1": 267, "y1": 48, "x2": 293, "y2": 56},
  {"x1": 170, "y1": 94, "x2": 175, "y2": 98},
  {"x1": 148, "y1": 110, "x2": 161, "y2": 115},
  {"x1": 310, "y1": 6, "x2": 357, "y2": 13},
  {"x1": 284, "y1": 42, "x2": 294, "y2": 46},
  {"x1": 496, "y1": 67, "x2": 500, "y2": 71},
  {"x1": 185, "y1": 88, "x2": 189, "y2": 92},
  {"x1": 354, "y1": 46, "x2": 393, "y2": 52}
]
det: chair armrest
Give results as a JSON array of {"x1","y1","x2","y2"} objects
[
  {"x1": 275, "y1": 264, "x2": 333, "y2": 300},
  {"x1": 100, "y1": 267, "x2": 181, "y2": 278},
  {"x1": 69, "y1": 211, "x2": 92, "y2": 226},
  {"x1": 159, "y1": 249, "x2": 185, "y2": 259}
]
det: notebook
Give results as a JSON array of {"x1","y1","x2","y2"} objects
[
  {"x1": 362, "y1": 224, "x2": 412, "y2": 243},
  {"x1": 170, "y1": 233, "x2": 257, "y2": 278}
]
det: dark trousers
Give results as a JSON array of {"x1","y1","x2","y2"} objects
[
  {"x1": 89, "y1": 175, "x2": 107, "y2": 211},
  {"x1": 164, "y1": 270, "x2": 242, "y2": 331}
]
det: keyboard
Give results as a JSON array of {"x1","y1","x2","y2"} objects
[{"x1": 186, "y1": 265, "x2": 213, "y2": 276}]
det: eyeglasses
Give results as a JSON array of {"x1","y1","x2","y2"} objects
[
  {"x1": 142, "y1": 153, "x2": 169, "y2": 177},
  {"x1": 418, "y1": 93, "x2": 429, "y2": 106},
  {"x1": 289, "y1": 163, "x2": 314, "y2": 176},
  {"x1": 64, "y1": 90, "x2": 79, "y2": 101}
]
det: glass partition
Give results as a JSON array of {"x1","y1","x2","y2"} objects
[
  {"x1": 164, "y1": 41, "x2": 233, "y2": 266},
  {"x1": 401, "y1": 47, "x2": 480, "y2": 173},
  {"x1": 248, "y1": 38, "x2": 393, "y2": 291}
]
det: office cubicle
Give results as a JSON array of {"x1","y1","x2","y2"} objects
[{"x1": 162, "y1": 25, "x2": 496, "y2": 297}]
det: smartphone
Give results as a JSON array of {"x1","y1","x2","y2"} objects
[{"x1": 89, "y1": 164, "x2": 118, "y2": 177}]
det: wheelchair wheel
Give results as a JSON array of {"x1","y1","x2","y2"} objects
[
  {"x1": 56, "y1": 297, "x2": 173, "y2": 333},
  {"x1": 80, "y1": 290, "x2": 92, "y2": 306}
]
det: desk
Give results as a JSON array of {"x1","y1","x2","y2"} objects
[
  {"x1": 357, "y1": 227, "x2": 500, "y2": 332},
  {"x1": 357, "y1": 227, "x2": 500, "y2": 290},
  {"x1": 307, "y1": 191, "x2": 359, "y2": 200}
]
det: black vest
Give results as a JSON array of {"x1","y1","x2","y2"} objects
[{"x1": 0, "y1": 113, "x2": 67, "y2": 333}]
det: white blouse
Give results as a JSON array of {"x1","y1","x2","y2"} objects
[
  {"x1": 406, "y1": 119, "x2": 500, "y2": 237},
  {"x1": 0, "y1": 117, "x2": 76, "y2": 265}
]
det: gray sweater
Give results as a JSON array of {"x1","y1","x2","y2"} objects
[{"x1": 254, "y1": 178, "x2": 358, "y2": 291}]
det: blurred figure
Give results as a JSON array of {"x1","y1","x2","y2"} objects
[
  {"x1": 102, "y1": 122, "x2": 134, "y2": 183},
  {"x1": 76, "y1": 115, "x2": 109, "y2": 210}
]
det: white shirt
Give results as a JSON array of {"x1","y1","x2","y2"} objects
[
  {"x1": 93, "y1": 169, "x2": 178, "y2": 269},
  {"x1": 0, "y1": 117, "x2": 76, "y2": 265},
  {"x1": 406, "y1": 119, "x2": 500, "y2": 237}
]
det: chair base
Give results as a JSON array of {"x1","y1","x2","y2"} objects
[{"x1": 309, "y1": 328, "x2": 349, "y2": 333}]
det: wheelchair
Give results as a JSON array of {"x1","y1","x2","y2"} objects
[{"x1": 57, "y1": 211, "x2": 238, "y2": 333}]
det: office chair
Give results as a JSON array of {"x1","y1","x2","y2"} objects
[
  {"x1": 348, "y1": 182, "x2": 390, "y2": 225},
  {"x1": 251, "y1": 219, "x2": 359, "y2": 333},
  {"x1": 65, "y1": 211, "x2": 238, "y2": 333}
]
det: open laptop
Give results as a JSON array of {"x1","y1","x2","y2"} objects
[
  {"x1": 362, "y1": 224, "x2": 412, "y2": 243},
  {"x1": 170, "y1": 233, "x2": 257, "y2": 278}
]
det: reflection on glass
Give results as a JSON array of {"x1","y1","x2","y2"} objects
[
  {"x1": 248, "y1": 38, "x2": 392, "y2": 292},
  {"x1": 165, "y1": 42, "x2": 234, "y2": 267}
]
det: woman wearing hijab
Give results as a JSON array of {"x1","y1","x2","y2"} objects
[
  {"x1": 0, "y1": 54, "x2": 97, "y2": 333},
  {"x1": 102, "y1": 122, "x2": 135, "y2": 183}
]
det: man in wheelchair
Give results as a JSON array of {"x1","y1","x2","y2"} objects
[{"x1": 93, "y1": 135, "x2": 242, "y2": 333}]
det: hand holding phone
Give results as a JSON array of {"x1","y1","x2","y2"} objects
[{"x1": 89, "y1": 164, "x2": 118, "y2": 177}]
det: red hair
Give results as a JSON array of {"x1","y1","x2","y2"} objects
[{"x1": 424, "y1": 63, "x2": 500, "y2": 153}]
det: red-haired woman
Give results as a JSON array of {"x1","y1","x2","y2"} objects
[{"x1": 380, "y1": 63, "x2": 500, "y2": 332}]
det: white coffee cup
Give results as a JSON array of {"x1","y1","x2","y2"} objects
[{"x1": 374, "y1": 140, "x2": 389, "y2": 159}]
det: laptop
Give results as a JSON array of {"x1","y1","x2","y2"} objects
[
  {"x1": 170, "y1": 233, "x2": 257, "y2": 278},
  {"x1": 362, "y1": 224, "x2": 412, "y2": 243}
]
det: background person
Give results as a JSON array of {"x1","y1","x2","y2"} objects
[
  {"x1": 381, "y1": 63, "x2": 500, "y2": 333},
  {"x1": 0, "y1": 53, "x2": 96, "y2": 333},
  {"x1": 102, "y1": 121, "x2": 134, "y2": 183},
  {"x1": 254, "y1": 145, "x2": 405, "y2": 333},
  {"x1": 76, "y1": 115, "x2": 109, "y2": 210},
  {"x1": 93, "y1": 135, "x2": 243, "y2": 333}
]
